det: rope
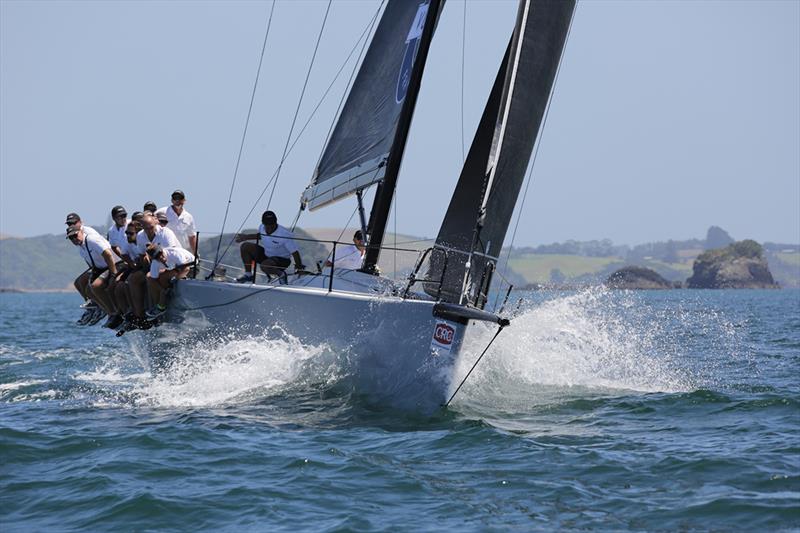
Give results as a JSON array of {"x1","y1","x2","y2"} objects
[
  {"x1": 212, "y1": 4, "x2": 380, "y2": 264},
  {"x1": 460, "y1": 0, "x2": 467, "y2": 163},
  {"x1": 212, "y1": 0, "x2": 276, "y2": 271},
  {"x1": 494, "y1": 4, "x2": 578, "y2": 310},
  {"x1": 444, "y1": 324, "x2": 505, "y2": 407},
  {"x1": 266, "y1": 0, "x2": 332, "y2": 211}
]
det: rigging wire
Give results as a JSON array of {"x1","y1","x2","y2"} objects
[
  {"x1": 444, "y1": 324, "x2": 506, "y2": 407},
  {"x1": 212, "y1": 3, "x2": 381, "y2": 265},
  {"x1": 266, "y1": 0, "x2": 333, "y2": 211},
  {"x1": 212, "y1": 0, "x2": 276, "y2": 270},
  {"x1": 460, "y1": 0, "x2": 467, "y2": 162},
  {"x1": 319, "y1": 0, "x2": 385, "y2": 165},
  {"x1": 494, "y1": 5, "x2": 578, "y2": 310}
]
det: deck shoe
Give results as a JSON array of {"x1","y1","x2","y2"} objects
[
  {"x1": 145, "y1": 305, "x2": 166, "y2": 320},
  {"x1": 87, "y1": 308, "x2": 106, "y2": 326},
  {"x1": 235, "y1": 273, "x2": 254, "y2": 283},
  {"x1": 77, "y1": 308, "x2": 95, "y2": 325},
  {"x1": 103, "y1": 314, "x2": 124, "y2": 329}
]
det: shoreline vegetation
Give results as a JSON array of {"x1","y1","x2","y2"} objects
[{"x1": 1, "y1": 226, "x2": 797, "y2": 291}]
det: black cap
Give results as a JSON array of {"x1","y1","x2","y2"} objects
[
  {"x1": 354, "y1": 230, "x2": 363, "y2": 241},
  {"x1": 65, "y1": 213, "x2": 80, "y2": 225},
  {"x1": 111, "y1": 205, "x2": 127, "y2": 218},
  {"x1": 66, "y1": 225, "x2": 80, "y2": 239},
  {"x1": 147, "y1": 244, "x2": 163, "y2": 258},
  {"x1": 262, "y1": 210, "x2": 277, "y2": 225},
  {"x1": 143, "y1": 201, "x2": 157, "y2": 212},
  {"x1": 171, "y1": 189, "x2": 185, "y2": 200},
  {"x1": 131, "y1": 211, "x2": 144, "y2": 222},
  {"x1": 156, "y1": 212, "x2": 168, "y2": 224}
]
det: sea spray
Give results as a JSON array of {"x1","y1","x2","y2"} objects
[{"x1": 449, "y1": 288, "x2": 743, "y2": 410}]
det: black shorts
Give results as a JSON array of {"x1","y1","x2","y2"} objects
[
  {"x1": 268, "y1": 256, "x2": 291, "y2": 268},
  {"x1": 249, "y1": 246, "x2": 290, "y2": 268}
]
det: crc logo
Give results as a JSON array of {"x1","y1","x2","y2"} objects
[{"x1": 433, "y1": 323, "x2": 455, "y2": 345}]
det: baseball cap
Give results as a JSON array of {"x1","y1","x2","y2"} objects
[
  {"x1": 111, "y1": 205, "x2": 127, "y2": 218},
  {"x1": 262, "y1": 210, "x2": 278, "y2": 225},
  {"x1": 156, "y1": 212, "x2": 168, "y2": 224},
  {"x1": 354, "y1": 230, "x2": 363, "y2": 241},
  {"x1": 131, "y1": 211, "x2": 144, "y2": 222},
  {"x1": 171, "y1": 190, "x2": 185, "y2": 200},
  {"x1": 65, "y1": 213, "x2": 81, "y2": 225},
  {"x1": 143, "y1": 201, "x2": 157, "y2": 212}
]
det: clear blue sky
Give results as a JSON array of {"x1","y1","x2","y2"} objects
[{"x1": 1, "y1": 0, "x2": 798, "y2": 246}]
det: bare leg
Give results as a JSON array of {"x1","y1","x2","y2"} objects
[
  {"x1": 127, "y1": 270, "x2": 147, "y2": 318},
  {"x1": 90, "y1": 278, "x2": 115, "y2": 315},
  {"x1": 74, "y1": 270, "x2": 91, "y2": 300},
  {"x1": 240, "y1": 242, "x2": 261, "y2": 273},
  {"x1": 147, "y1": 275, "x2": 162, "y2": 310}
]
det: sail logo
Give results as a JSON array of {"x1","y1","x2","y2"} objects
[
  {"x1": 396, "y1": 2, "x2": 429, "y2": 104},
  {"x1": 431, "y1": 321, "x2": 456, "y2": 354}
]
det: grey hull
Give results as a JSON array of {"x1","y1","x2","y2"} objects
[{"x1": 146, "y1": 276, "x2": 469, "y2": 412}]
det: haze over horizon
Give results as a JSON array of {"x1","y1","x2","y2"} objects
[{"x1": 1, "y1": 0, "x2": 798, "y2": 247}]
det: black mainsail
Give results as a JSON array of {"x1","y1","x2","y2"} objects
[
  {"x1": 301, "y1": 0, "x2": 440, "y2": 213},
  {"x1": 426, "y1": 0, "x2": 575, "y2": 306}
]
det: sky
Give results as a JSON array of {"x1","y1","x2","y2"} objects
[{"x1": 1, "y1": 0, "x2": 798, "y2": 246}]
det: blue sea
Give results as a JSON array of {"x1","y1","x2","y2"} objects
[{"x1": 1, "y1": 289, "x2": 798, "y2": 531}]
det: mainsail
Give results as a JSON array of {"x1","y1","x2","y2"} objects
[
  {"x1": 301, "y1": 0, "x2": 434, "y2": 212},
  {"x1": 426, "y1": 0, "x2": 575, "y2": 306}
]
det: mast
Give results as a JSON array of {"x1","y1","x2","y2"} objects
[{"x1": 362, "y1": 0, "x2": 444, "y2": 274}]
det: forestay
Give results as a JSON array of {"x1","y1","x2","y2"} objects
[{"x1": 301, "y1": 0, "x2": 432, "y2": 211}]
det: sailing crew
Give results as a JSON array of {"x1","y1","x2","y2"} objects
[
  {"x1": 234, "y1": 210, "x2": 305, "y2": 282},
  {"x1": 128, "y1": 213, "x2": 182, "y2": 323},
  {"x1": 156, "y1": 189, "x2": 197, "y2": 252},
  {"x1": 65, "y1": 212, "x2": 104, "y2": 324},
  {"x1": 113, "y1": 220, "x2": 143, "y2": 328},
  {"x1": 66, "y1": 224, "x2": 124, "y2": 329},
  {"x1": 144, "y1": 244, "x2": 195, "y2": 318},
  {"x1": 106, "y1": 205, "x2": 129, "y2": 258},
  {"x1": 156, "y1": 211, "x2": 169, "y2": 227},
  {"x1": 325, "y1": 230, "x2": 366, "y2": 270}
]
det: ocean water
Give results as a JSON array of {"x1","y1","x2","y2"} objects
[{"x1": 1, "y1": 289, "x2": 798, "y2": 531}]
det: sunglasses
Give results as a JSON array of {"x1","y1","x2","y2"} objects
[
  {"x1": 68, "y1": 235, "x2": 79, "y2": 241},
  {"x1": 159, "y1": 220, "x2": 168, "y2": 226},
  {"x1": 125, "y1": 231, "x2": 136, "y2": 235}
]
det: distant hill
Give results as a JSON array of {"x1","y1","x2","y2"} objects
[{"x1": 1, "y1": 226, "x2": 797, "y2": 290}]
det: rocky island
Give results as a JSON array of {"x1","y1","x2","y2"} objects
[
  {"x1": 686, "y1": 240, "x2": 779, "y2": 289},
  {"x1": 605, "y1": 266, "x2": 674, "y2": 290}
]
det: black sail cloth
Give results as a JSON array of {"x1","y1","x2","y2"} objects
[
  {"x1": 302, "y1": 0, "x2": 432, "y2": 211},
  {"x1": 426, "y1": 0, "x2": 576, "y2": 306}
]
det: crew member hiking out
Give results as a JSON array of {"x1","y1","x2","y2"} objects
[
  {"x1": 156, "y1": 189, "x2": 197, "y2": 252},
  {"x1": 67, "y1": 224, "x2": 123, "y2": 329},
  {"x1": 65, "y1": 212, "x2": 102, "y2": 325},
  {"x1": 144, "y1": 244, "x2": 196, "y2": 319},
  {"x1": 234, "y1": 210, "x2": 304, "y2": 282}
]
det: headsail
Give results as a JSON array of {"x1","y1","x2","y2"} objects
[
  {"x1": 426, "y1": 0, "x2": 576, "y2": 306},
  {"x1": 301, "y1": 0, "x2": 433, "y2": 212}
]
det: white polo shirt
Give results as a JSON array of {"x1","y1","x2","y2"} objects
[
  {"x1": 107, "y1": 220, "x2": 130, "y2": 251},
  {"x1": 78, "y1": 232, "x2": 120, "y2": 270},
  {"x1": 331, "y1": 244, "x2": 364, "y2": 270},
  {"x1": 149, "y1": 246, "x2": 196, "y2": 278},
  {"x1": 156, "y1": 206, "x2": 196, "y2": 251},
  {"x1": 134, "y1": 225, "x2": 181, "y2": 259},
  {"x1": 258, "y1": 224, "x2": 299, "y2": 259}
]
